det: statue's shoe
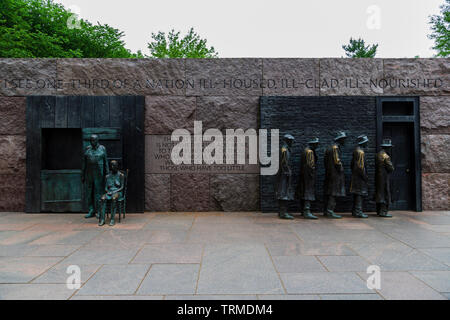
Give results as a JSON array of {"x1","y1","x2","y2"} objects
[
  {"x1": 303, "y1": 212, "x2": 318, "y2": 220},
  {"x1": 377, "y1": 212, "x2": 392, "y2": 218},
  {"x1": 109, "y1": 220, "x2": 115, "y2": 226},
  {"x1": 353, "y1": 211, "x2": 368, "y2": 218},
  {"x1": 85, "y1": 211, "x2": 95, "y2": 219},
  {"x1": 98, "y1": 219, "x2": 105, "y2": 226},
  {"x1": 324, "y1": 211, "x2": 342, "y2": 219},
  {"x1": 279, "y1": 213, "x2": 294, "y2": 220}
]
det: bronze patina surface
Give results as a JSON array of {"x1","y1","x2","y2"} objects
[
  {"x1": 276, "y1": 134, "x2": 295, "y2": 220},
  {"x1": 350, "y1": 135, "x2": 369, "y2": 218},
  {"x1": 323, "y1": 131, "x2": 347, "y2": 219},
  {"x1": 297, "y1": 137, "x2": 320, "y2": 219},
  {"x1": 82, "y1": 134, "x2": 109, "y2": 219},
  {"x1": 99, "y1": 160, "x2": 124, "y2": 226},
  {"x1": 376, "y1": 138, "x2": 395, "y2": 218}
]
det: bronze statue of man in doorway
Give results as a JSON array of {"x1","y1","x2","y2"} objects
[
  {"x1": 376, "y1": 138, "x2": 395, "y2": 218},
  {"x1": 82, "y1": 134, "x2": 109, "y2": 219}
]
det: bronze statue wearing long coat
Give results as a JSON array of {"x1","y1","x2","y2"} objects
[
  {"x1": 350, "y1": 146, "x2": 368, "y2": 196},
  {"x1": 297, "y1": 146, "x2": 317, "y2": 201},
  {"x1": 82, "y1": 135, "x2": 109, "y2": 219},
  {"x1": 375, "y1": 149, "x2": 394, "y2": 204},
  {"x1": 276, "y1": 139, "x2": 294, "y2": 201},
  {"x1": 324, "y1": 144, "x2": 346, "y2": 197}
]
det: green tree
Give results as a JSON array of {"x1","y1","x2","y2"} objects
[
  {"x1": 147, "y1": 28, "x2": 218, "y2": 58},
  {"x1": 429, "y1": 0, "x2": 450, "y2": 57},
  {"x1": 0, "y1": 0, "x2": 138, "y2": 58},
  {"x1": 342, "y1": 37, "x2": 378, "y2": 58}
]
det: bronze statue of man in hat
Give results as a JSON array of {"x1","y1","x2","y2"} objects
[
  {"x1": 350, "y1": 135, "x2": 369, "y2": 218},
  {"x1": 276, "y1": 134, "x2": 295, "y2": 219},
  {"x1": 297, "y1": 137, "x2": 320, "y2": 219},
  {"x1": 376, "y1": 138, "x2": 395, "y2": 217},
  {"x1": 323, "y1": 131, "x2": 347, "y2": 219},
  {"x1": 82, "y1": 134, "x2": 109, "y2": 219}
]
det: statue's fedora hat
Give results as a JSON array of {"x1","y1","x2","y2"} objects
[
  {"x1": 308, "y1": 137, "x2": 320, "y2": 144},
  {"x1": 380, "y1": 138, "x2": 393, "y2": 147},
  {"x1": 357, "y1": 135, "x2": 369, "y2": 145},
  {"x1": 334, "y1": 131, "x2": 347, "y2": 141},
  {"x1": 283, "y1": 134, "x2": 295, "y2": 141}
]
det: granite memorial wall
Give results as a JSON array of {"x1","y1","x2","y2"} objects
[{"x1": 0, "y1": 58, "x2": 448, "y2": 212}]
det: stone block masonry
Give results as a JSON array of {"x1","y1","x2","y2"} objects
[
  {"x1": 0, "y1": 58, "x2": 448, "y2": 212},
  {"x1": 420, "y1": 96, "x2": 450, "y2": 210}
]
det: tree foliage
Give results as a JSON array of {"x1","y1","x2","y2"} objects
[
  {"x1": 0, "y1": 0, "x2": 139, "y2": 58},
  {"x1": 147, "y1": 28, "x2": 218, "y2": 58},
  {"x1": 429, "y1": 0, "x2": 450, "y2": 57},
  {"x1": 342, "y1": 37, "x2": 378, "y2": 58}
]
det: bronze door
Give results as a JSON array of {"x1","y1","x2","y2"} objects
[{"x1": 383, "y1": 123, "x2": 415, "y2": 210}]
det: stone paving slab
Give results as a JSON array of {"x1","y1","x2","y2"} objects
[
  {"x1": 419, "y1": 248, "x2": 450, "y2": 266},
  {"x1": 137, "y1": 264, "x2": 199, "y2": 295},
  {"x1": 0, "y1": 211, "x2": 449, "y2": 300},
  {"x1": 144, "y1": 230, "x2": 189, "y2": 243},
  {"x1": 280, "y1": 272, "x2": 373, "y2": 294},
  {"x1": 266, "y1": 241, "x2": 356, "y2": 256},
  {"x1": 0, "y1": 256, "x2": 63, "y2": 283},
  {"x1": 0, "y1": 284, "x2": 76, "y2": 300},
  {"x1": 410, "y1": 271, "x2": 450, "y2": 293},
  {"x1": 0, "y1": 223, "x2": 37, "y2": 231},
  {"x1": 143, "y1": 214, "x2": 195, "y2": 231},
  {"x1": 317, "y1": 256, "x2": 372, "y2": 272},
  {"x1": 33, "y1": 264, "x2": 101, "y2": 284},
  {"x1": 30, "y1": 230, "x2": 103, "y2": 245},
  {"x1": 60, "y1": 246, "x2": 142, "y2": 265},
  {"x1": 358, "y1": 271, "x2": 447, "y2": 300},
  {"x1": 348, "y1": 242, "x2": 449, "y2": 271},
  {"x1": 272, "y1": 255, "x2": 326, "y2": 273},
  {"x1": 0, "y1": 231, "x2": 17, "y2": 242},
  {"x1": 0, "y1": 244, "x2": 38, "y2": 257},
  {"x1": 131, "y1": 244, "x2": 203, "y2": 264},
  {"x1": 0, "y1": 243, "x2": 83, "y2": 258},
  {"x1": 0, "y1": 230, "x2": 52, "y2": 245},
  {"x1": 197, "y1": 243, "x2": 284, "y2": 294},
  {"x1": 76, "y1": 264, "x2": 150, "y2": 296}
]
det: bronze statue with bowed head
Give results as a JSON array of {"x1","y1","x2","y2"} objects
[
  {"x1": 276, "y1": 134, "x2": 295, "y2": 220},
  {"x1": 297, "y1": 137, "x2": 320, "y2": 219},
  {"x1": 350, "y1": 135, "x2": 369, "y2": 218},
  {"x1": 375, "y1": 138, "x2": 395, "y2": 218},
  {"x1": 323, "y1": 131, "x2": 347, "y2": 219}
]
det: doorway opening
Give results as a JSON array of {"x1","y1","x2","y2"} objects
[{"x1": 377, "y1": 97, "x2": 422, "y2": 212}]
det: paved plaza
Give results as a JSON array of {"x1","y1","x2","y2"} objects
[{"x1": 0, "y1": 210, "x2": 449, "y2": 300}]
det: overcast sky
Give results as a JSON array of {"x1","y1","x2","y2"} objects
[{"x1": 54, "y1": 0, "x2": 444, "y2": 58}]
